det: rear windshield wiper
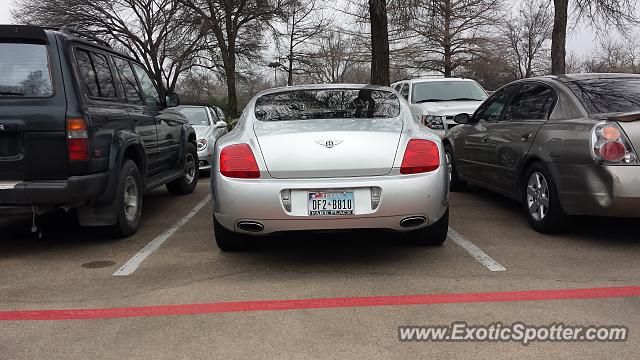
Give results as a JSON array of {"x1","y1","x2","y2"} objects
[{"x1": 0, "y1": 91, "x2": 25, "y2": 96}]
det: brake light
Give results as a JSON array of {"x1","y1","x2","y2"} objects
[
  {"x1": 220, "y1": 144, "x2": 260, "y2": 178},
  {"x1": 66, "y1": 117, "x2": 89, "y2": 161},
  {"x1": 592, "y1": 122, "x2": 637, "y2": 164},
  {"x1": 400, "y1": 139, "x2": 440, "y2": 174}
]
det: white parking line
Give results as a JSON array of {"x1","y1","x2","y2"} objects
[
  {"x1": 448, "y1": 227, "x2": 506, "y2": 272},
  {"x1": 113, "y1": 195, "x2": 211, "y2": 276}
]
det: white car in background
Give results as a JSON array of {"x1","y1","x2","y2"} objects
[{"x1": 391, "y1": 78, "x2": 488, "y2": 137}]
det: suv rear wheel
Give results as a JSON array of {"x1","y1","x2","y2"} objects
[
  {"x1": 111, "y1": 160, "x2": 143, "y2": 237},
  {"x1": 167, "y1": 142, "x2": 199, "y2": 195}
]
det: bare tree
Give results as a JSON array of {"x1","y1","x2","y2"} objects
[
  {"x1": 502, "y1": 0, "x2": 553, "y2": 78},
  {"x1": 299, "y1": 30, "x2": 362, "y2": 83},
  {"x1": 551, "y1": 0, "x2": 638, "y2": 74},
  {"x1": 13, "y1": 0, "x2": 209, "y2": 96},
  {"x1": 277, "y1": 0, "x2": 328, "y2": 85},
  {"x1": 178, "y1": 0, "x2": 288, "y2": 117},
  {"x1": 583, "y1": 36, "x2": 640, "y2": 73},
  {"x1": 405, "y1": 0, "x2": 503, "y2": 77}
]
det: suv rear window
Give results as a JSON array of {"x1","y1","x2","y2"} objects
[
  {"x1": 566, "y1": 78, "x2": 640, "y2": 114},
  {"x1": 255, "y1": 89, "x2": 401, "y2": 121},
  {"x1": 0, "y1": 43, "x2": 53, "y2": 97}
]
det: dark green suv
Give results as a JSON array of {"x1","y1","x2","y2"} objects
[{"x1": 0, "y1": 25, "x2": 199, "y2": 237}]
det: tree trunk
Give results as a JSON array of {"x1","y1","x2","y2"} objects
[
  {"x1": 225, "y1": 52, "x2": 238, "y2": 118},
  {"x1": 551, "y1": 0, "x2": 568, "y2": 74},
  {"x1": 443, "y1": 0, "x2": 452, "y2": 78},
  {"x1": 368, "y1": 0, "x2": 390, "y2": 86}
]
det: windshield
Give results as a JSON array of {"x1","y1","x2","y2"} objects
[
  {"x1": 0, "y1": 43, "x2": 53, "y2": 97},
  {"x1": 565, "y1": 78, "x2": 640, "y2": 114},
  {"x1": 411, "y1": 81, "x2": 487, "y2": 103},
  {"x1": 176, "y1": 106, "x2": 210, "y2": 126},
  {"x1": 255, "y1": 89, "x2": 401, "y2": 121}
]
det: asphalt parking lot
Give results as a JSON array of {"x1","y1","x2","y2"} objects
[{"x1": 1, "y1": 181, "x2": 639, "y2": 359}]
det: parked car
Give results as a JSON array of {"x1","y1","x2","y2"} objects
[
  {"x1": 0, "y1": 25, "x2": 199, "y2": 237},
  {"x1": 211, "y1": 84, "x2": 450, "y2": 250},
  {"x1": 391, "y1": 77, "x2": 488, "y2": 137},
  {"x1": 175, "y1": 105, "x2": 228, "y2": 174},
  {"x1": 444, "y1": 74, "x2": 640, "y2": 233}
]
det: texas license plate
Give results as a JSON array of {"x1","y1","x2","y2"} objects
[{"x1": 308, "y1": 191, "x2": 354, "y2": 216}]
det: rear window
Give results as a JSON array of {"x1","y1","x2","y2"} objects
[
  {"x1": 566, "y1": 78, "x2": 640, "y2": 114},
  {"x1": 0, "y1": 43, "x2": 53, "y2": 97},
  {"x1": 255, "y1": 89, "x2": 401, "y2": 121}
]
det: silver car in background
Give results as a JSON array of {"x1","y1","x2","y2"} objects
[
  {"x1": 211, "y1": 84, "x2": 450, "y2": 251},
  {"x1": 175, "y1": 105, "x2": 228, "y2": 174}
]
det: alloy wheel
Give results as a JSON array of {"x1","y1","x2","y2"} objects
[
  {"x1": 526, "y1": 172, "x2": 550, "y2": 221},
  {"x1": 123, "y1": 175, "x2": 139, "y2": 222},
  {"x1": 184, "y1": 153, "x2": 196, "y2": 184}
]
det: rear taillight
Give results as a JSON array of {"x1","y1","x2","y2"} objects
[
  {"x1": 592, "y1": 122, "x2": 637, "y2": 164},
  {"x1": 400, "y1": 139, "x2": 440, "y2": 174},
  {"x1": 220, "y1": 144, "x2": 260, "y2": 178},
  {"x1": 66, "y1": 117, "x2": 89, "y2": 161}
]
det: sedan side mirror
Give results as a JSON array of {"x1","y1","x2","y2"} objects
[
  {"x1": 166, "y1": 93, "x2": 180, "y2": 107},
  {"x1": 453, "y1": 113, "x2": 471, "y2": 125},
  {"x1": 214, "y1": 120, "x2": 227, "y2": 129}
]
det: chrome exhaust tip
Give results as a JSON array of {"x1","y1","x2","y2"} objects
[
  {"x1": 400, "y1": 216, "x2": 426, "y2": 228},
  {"x1": 237, "y1": 221, "x2": 264, "y2": 233}
]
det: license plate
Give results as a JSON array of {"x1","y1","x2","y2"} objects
[{"x1": 308, "y1": 191, "x2": 354, "y2": 216}]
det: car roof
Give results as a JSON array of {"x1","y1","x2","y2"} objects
[
  {"x1": 538, "y1": 73, "x2": 640, "y2": 83},
  {"x1": 392, "y1": 78, "x2": 477, "y2": 85},
  {"x1": 254, "y1": 83, "x2": 394, "y2": 97}
]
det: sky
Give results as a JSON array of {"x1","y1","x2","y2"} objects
[{"x1": 0, "y1": 0, "x2": 606, "y2": 56}]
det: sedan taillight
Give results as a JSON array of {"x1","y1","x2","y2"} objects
[
  {"x1": 67, "y1": 117, "x2": 89, "y2": 161},
  {"x1": 592, "y1": 122, "x2": 638, "y2": 164},
  {"x1": 220, "y1": 143, "x2": 260, "y2": 178},
  {"x1": 400, "y1": 139, "x2": 440, "y2": 174}
]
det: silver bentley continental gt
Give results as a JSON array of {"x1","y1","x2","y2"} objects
[{"x1": 210, "y1": 84, "x2": 450, "y2": 251}]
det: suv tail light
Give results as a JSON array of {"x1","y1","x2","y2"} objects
[
  {"x1": 66, "y1": 117, "x2": 89, "y2": 161},
  {"x1": 400, "y1": 139, "x2": 440, "y2": 174},
  {"x1": 220, "y1": 144, "x2": 260, "y2": 178},
  {"x1": 591, "y1": 122, "x2": 638, "y2": 164}
]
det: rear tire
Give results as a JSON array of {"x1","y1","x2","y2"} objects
[
  {"x1": 522, "y1": 162, "x2": 567, "y2": 234},
  {"x1": 410, "y1": 207, "x2": 449, "y2": 246},
  {"x1": 445, "y1": 145, "x2": 467, "y2": 192},
  {"x1": 167, "y1": 143, "x2": 199, "y2": 195},
  {"x1": 110, "y1": 160, "x2": 143, "y2": 238},
  {"x1": 213, "y1": 216, "x2": 251, "y2": 251}
]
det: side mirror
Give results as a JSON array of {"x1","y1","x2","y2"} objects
[
  {"x1": 453, "y1": 113, "x2": 471, "y2": 125},
  {"x1": 166, "y1": 93, "x2": 180, "y2": 107},
  {"x1": 214, "y1": 120, "x2": 227, "y2": 129}
]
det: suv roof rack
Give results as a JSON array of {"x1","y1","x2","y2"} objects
[
  {"x1": 42, "y1": 26, "x2": 112, "y2": 48},
  {"x1": 59, "y1": 26, "x2": 112, "y2": 48}
]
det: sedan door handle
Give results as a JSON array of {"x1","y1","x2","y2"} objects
[
  {"x1": 481, "y1": 135, "x2": 489, "y2": 142},
  {"x1": 521, "y1": 133, "x2": 533, "y2": 142}
]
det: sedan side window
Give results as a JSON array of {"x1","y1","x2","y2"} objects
[
  {"x1": 474, "y1": 85, "x2": 519, "y2": 122},
  {"x1": 131, "y1": 63, "x2": 161, "y2": 108},
  {"x1": 400, "y1": 84, "x2": 409, "y2": 100},
  {"x1": 503, "y1": 83, "x2": 557, "y2": 121}
]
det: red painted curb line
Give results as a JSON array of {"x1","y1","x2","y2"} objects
[{"x1": 2, "y1": 286, "x2": 639, "y2": 321}]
